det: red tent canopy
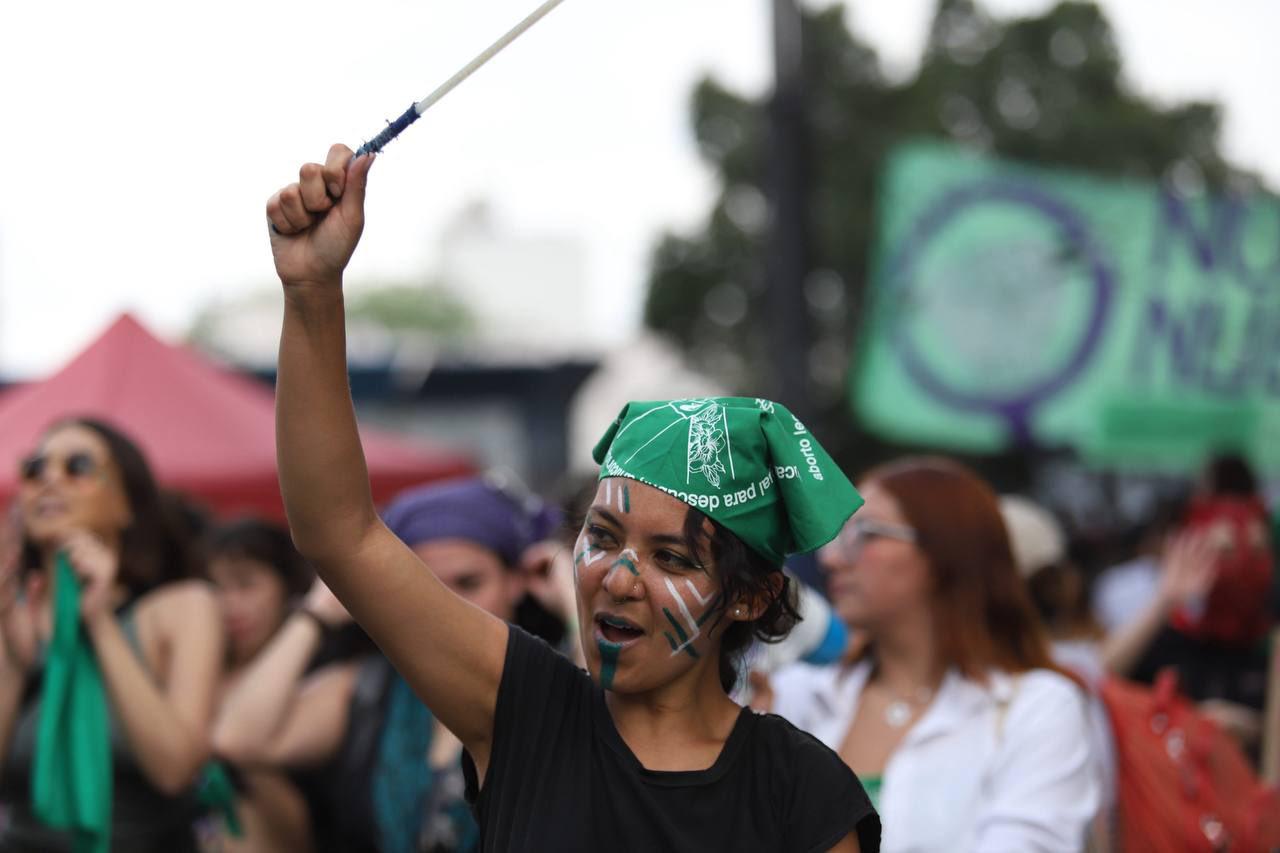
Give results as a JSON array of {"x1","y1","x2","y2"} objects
[{"x1": 0, "y1": 314, "x2": 472, "y2": 519}]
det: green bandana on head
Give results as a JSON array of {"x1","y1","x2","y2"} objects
[{"x1": 592, "y1": 398, "x2": 863, "y2": 565}]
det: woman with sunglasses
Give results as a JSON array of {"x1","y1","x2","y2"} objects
[
  {"x1": 0, "y1": 418, "x2": 223, "y2": 852},
  {"x1": 264, "y1": 146, "x2": 879, "y2": 852},
  {"x1": 769, "y1": 458, "x2": 1098, "y2": 853}
]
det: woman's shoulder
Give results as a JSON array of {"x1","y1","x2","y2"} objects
[
  {"x1": 1006, "y1": 667, "x2": 1086, "y2": 701},
  {"x1": 995, "y1": 667, "x2": 1091, "y2": 730},
  {"x1": 752, "y1": 705, "x2": 841, "y2": 748},
  {"x1": 500, "y1": 625, "x2": 593, "y2": 706},
  {"x1": 134, "y1": 579, "x2": 219, "y2": 630},
  {"x1": 749, "y1": 708, "x2": 855, "y2": 779},
  {"x1": 137, "y1": 577, "x2": 216, "y2": 606},
  {"x1": 747, "y1": 710, "x2": 881, "y2": 851}
]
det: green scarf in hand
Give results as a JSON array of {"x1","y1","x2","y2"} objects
[{"x1": 32, "y1": 553, "x2": 112, "y2": 853}]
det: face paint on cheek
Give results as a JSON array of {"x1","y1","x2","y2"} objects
[
  {"x1": 573, "y1": 535, "x2": 607, "y2": 584},
  {"x1": 682, "y1": 578, "x2": 712, "y2": 606},
  {"x1": 597, "y1": 639, "x2": 622, "y2": 690},
  {"x1": 661, "y1": 577, "x2": 722, "y2": 659}
]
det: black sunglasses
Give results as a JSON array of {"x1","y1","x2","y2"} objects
[{"x1": 19, "y1": 451, "x2": 103, "y2": 484}]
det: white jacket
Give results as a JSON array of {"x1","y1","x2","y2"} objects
[{"x1": 772, "y1": 660, "x2": 1100, "y2": 853}]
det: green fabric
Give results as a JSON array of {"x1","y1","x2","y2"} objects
[
  {"x1": 852, "y1": 140, "x2": 1280, "y2": 473},
  {"x1": 592, "y1": 397, "x2": 862, "y2": 565},
  {"x1": 196, "y1": 763, "x2": 244, "y2": 838},
  {"x1": 32, "y1": 553, "x2": 112, "y2": 853},
  {"x1": 860, "y1": 775, "x2": 883, "y2": 812}
]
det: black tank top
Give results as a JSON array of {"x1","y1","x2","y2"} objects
[{"x1": 0, "y1": 604, "x2": 202, "y2": 853}]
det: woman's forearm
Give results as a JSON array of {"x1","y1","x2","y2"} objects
[
  {"x1": 87, "y1": 615, "x2": 210, "y2": 794},
  {"x1": 0, "y1": 659, "x2": 24, "y2": 769},
  {"x1": 277, "y1": 286, "x2": 379, "y2": 561},
  {"x1": 275, "y1": 269, "x2": 507, "y2": 754},
  {"x1": 1100, "y1": 595, "x2": 1169, "y2": 676},
  {"x1": 212, "y1": 613, "x2": 323, "y2": 762}
]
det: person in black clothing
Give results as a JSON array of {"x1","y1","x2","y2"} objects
[{"x1": 264, "y1": 144, "x2": 880, "y2": 852}]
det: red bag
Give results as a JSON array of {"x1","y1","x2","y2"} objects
[
  {"x1": 1171, "y1": 497, "x2": 1274, "y2": 648},
  {"x1": 1101, "y1": 670, "x2": 1280, "y2": 852}
]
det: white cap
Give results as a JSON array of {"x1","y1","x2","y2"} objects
[{"x1": 999, "y1": 495, "x2": 1067, "y2": 578}]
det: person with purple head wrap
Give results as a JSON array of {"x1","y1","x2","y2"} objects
[
  {"x1": 381, "y1": 476, "x2": 567, "y2": 641},
  {"x1": 371, "y1": 475, "x2": 569, "y2": 853},
  {"x1": 382, "y1": 476, "x2": 563, "y2": 574}
]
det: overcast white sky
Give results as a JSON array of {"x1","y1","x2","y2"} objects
[{"x1": 0, "y1": 0, "x2": 1275, "y2": 378}]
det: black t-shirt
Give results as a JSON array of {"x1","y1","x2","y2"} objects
[{"x1": 462, "y1": 627, "x2": 880, "y2": 852}]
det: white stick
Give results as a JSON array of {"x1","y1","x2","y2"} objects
[{"x1": 415, "y1": 0, "x2": 566, "y2": 116}]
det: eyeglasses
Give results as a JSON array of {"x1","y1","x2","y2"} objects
[
  {"x1": 833, "y1": 517, "x2": 918, "y2": 556},
  {"x1": 18, "y1": 451, "x2": 104, "y2": 484}
]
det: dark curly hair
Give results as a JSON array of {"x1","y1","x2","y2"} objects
[
  {"x1": 681, "y1": 507, "x2": 800, "y2": 693},
  {"x1": 203, "y1": 517, "x2": 314, "y2": 599}
]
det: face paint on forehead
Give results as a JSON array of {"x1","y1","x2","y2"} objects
[{"x1": 602, "y1": 479, "x2": 631, "y2": 515}]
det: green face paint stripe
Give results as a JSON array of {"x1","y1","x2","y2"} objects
[
  {"x1": 664, "y1": 632, "x2": 678, "y2": 651},
  {"x1": 623, "y1": 484, "x2": 631, "y2": 513},
  {"x1": 613, "y1": 557, "x2": 639, "y2": 576},
  {"x1": 597, "y1": 640, "x2": 622, "y2": 690},
  {"x1": 682, "y1": 644, "x2": 700, "y2": 660},
  {"x1": 695, "y1": 595, "x2": 723, "y2": 627},
  {"x1": 663, "y1": 608, "x2": 689, "y2": 643}
]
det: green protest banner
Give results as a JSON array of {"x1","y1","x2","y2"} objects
[{"x1": 851, "y1": 141, "x2": 1280, "y2": 472}]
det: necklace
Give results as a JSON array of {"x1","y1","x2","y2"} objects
[{"x1": 883, "y1": 687, "x2": 933, "y2": 728}]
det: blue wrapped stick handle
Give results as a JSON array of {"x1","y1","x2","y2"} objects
[
  {"x1": 355, "y1": 105, "x2": 421, "y2": 158},
  {"x1": 350, "y1": 0, "x2": 565, "y2": 158}
]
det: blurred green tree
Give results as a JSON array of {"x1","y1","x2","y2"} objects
[
  {"x1": 345, "y1": 283, "x2": 474, "y2": 336},
  {"x1": 644, "y1": 0, "x2": 1250, "y2": 458}
]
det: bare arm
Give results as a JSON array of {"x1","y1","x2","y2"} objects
[
  {"x1": 1101, "y1": 533, "x2": 1215, "y2": 676},
  {"x1": 87, "y1": 582, "x2": 223, "y2": 795},
  {"x1": 212, "y1": 612, "x2": 325, "y2": 763},
  {"x1": 0, "y1": 527, "x2": 34, "y2": 766},
  {"x1": 234, "y1": 770, "x2": 315, "y2": 853},
  {"x1": 0, "y1": 553, "x2": 27, "y2": 768},
  {"x1": 0, "y1": 654, "x2": 22, "y2": 769},
  {"x1": 1099, "y1": 594, "x2": 1170, "y2": 676},
  {"x1": 1263, "y1": 628, "x2": 1280, "y2": 785},
  {"x1": 251, "y1": 664, "x2": 357, "y2": 770},
  {"x1": 269, "y1": 145, "x2": 507, "y2": 765},
  {"x1": 827, "y1": 833, "x2": 861, "y2": 852}
]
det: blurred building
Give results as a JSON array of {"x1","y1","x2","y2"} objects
[
  {"x1": 569, "y1": 333, "x2": 729, "y2": 476},
  {"x1": 181, "y1": 206, "x2": 731, "y2": 492},
  {"x1": 437, "y1": 202, "x2": 596, "y2": 353}
]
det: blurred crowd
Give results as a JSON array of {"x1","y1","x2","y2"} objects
[{"x1": 1, "y1": 416, "x2": 1276, "y2": 852}]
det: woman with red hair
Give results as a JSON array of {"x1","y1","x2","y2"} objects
[{"x1": 771, "y1": 457, "x2": 1098, "y2": 852}]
